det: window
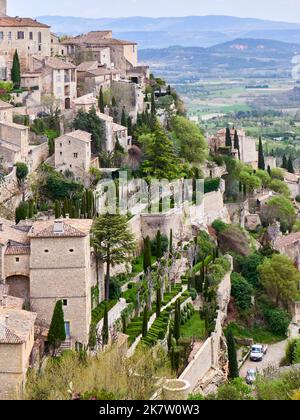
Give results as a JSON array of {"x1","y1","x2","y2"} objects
[
  {"x1": 38, "y1": 32, "x2": 42, "y2": 44},
  {"x1": 38, "y1": 45, "x2": 42, "y2": 52},
  {"x1": 60, "y1": 152, "x2": 62, "y2": 156},
  {"x1": 69, "y1": 249, "x2": 74, "y2": 253},
  {"x1": 17, "y1": 31, "x2": 25, "y2": 40},
  {"x1": 64, "y1": 322, "x2": 70, "y2": 339},
  {"x1": 63, "y1": 299, "x2": 68, "y2": 307},
  {"x1": 8, "y1": 32, "x2": 11, "y2": 41},
  {"x1": 74, "y1": 153, "x2": 78, "y2": 158},
  {"x1": 16, "y1": 257, "x2": 20, "y2": 262},
  {"x1": 70, "y1": 164, "x2": 72, "y2": 168},
  {"x1": 60, "y1": 143, "x2": 62, "y2": 147},
  {"x1": 0, "y1": 32, "x2": 3, "y2": 41},
  {"x1": 44, "y1": 249, "x2": 49, "y2": 253},
  {"x1": 29, "y1": 32, "x2": 33, "y2": 40}
]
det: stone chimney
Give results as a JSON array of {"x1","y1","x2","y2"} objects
[
  {"x1": 53, "y1": 220, "x2": 64, "y2": 234},
  {"x1": 0, "y1": 0, "x2": 7, "y2": 16}
]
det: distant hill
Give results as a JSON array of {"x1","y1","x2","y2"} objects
[
  {"x1": 36, "y1": 15, "x2": 300, "y2": 48},
  {"x1": 138, "y1": 39, "x2": 300, "y2": 82}
]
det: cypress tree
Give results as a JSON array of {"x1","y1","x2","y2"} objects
[
  {"x1": 258, "y1": 136, "x2": 265, "y2": 171},
  {"x1": 28, "y1": 200, "x2": 34, "y2": 219},
  {"x1": 226, "y1": 328, "x2": 239, "y2": 380},
  {"x1": 81, "y1": 193, "x2": 87, "y2": 219},
  {"x1": 267, "y1": 165, "x2": 271, "y2": 176},
  {"x1": 169, "y1": 229, "x2": 173, "y2": 255},
  {"x1": 127, "y1": 116, "x2": 132, "y2": 136},
  {"x1": 156, "y1": 287, "x2": 161, "y2": 318},
  {"x1": 167, "y1": 328, "x2": 173, "y2": 351},
  {"x1": 111, "y1": 96, "x2": 117, "y2": 107},
  {"x1": 143, "y1": 236, "x2": 152, "y2": 273},
  {"x1": 281, "y1": 154, "x2": 288, "y2": 170},
  {"x1": 174, "y1": 299, "x2": 181, "y2": 342},
  {"x1": 142, "y1": 306, "x2": 148, "y2": 338},
  {"x1": 156, "y1": 230, "x2": 162, "y2": 260},
  {"x1": 234, "y1": 130, "x2": 240, "y2": 159},
  {"x1": 288, "y1": 155, "x2": 295, "y2": 174},
  {"x1": 11, "y1": 50, "x2": 21, "y2": 88},
  {"x1": 98, "y1": 87, "x2": 105, "y2": 113},
  {"x1": 102, "y1": 302, "x2": 109, "y2": 346},
  {"x1": 225, "y1": 127, "x2": 232, "y2": 148},
  {"x1": 151, "y1": 91, "x2": 156, "y2": 115},
  {"x1": 15, "y1": 201, "x2": 29, "y2": 224},
  {"x1": 48, "y1": 300, "x2": 66, "y2": 355},
  {"x1": 55, "y1": 200, "x2": 61, "y2": 219},
  {"x1": 121, "y1": 107, "x2": 127, "y2": 127}
]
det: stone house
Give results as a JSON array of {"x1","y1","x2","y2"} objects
[
  {"x1": 0, "y1": 1, "x2": 51, "y2": 74},
  {"x1": 62, "y1": 31, "x2": 138, "y2": 76},
  {"x1": 28, "y1": 218, "x2": 93, "y2": 346},
  {"x1": 274, "y1": 231, "x2": 300, "y2": 269},
  {"x1": 283, "y1": 171, "x2": 300, "y2": 199},
  {"x1": 97, "y1": 111, "x2": 132, "y2": 152},
  {"x1": 0, "y1": 99, "x2": 13, "y2": 122},
  {"x1": 50, "y1": 32, "x2": 67, "y2": 57},
  {"x1": 72, "y1": 93, "x2": 97, "y2": 114},
  {"x1": 0, "y1": 306, "x2": 36, "y2": 399},
  {"x1": 31, "y1": 56, "x2": 77, "y2": 110},
  {"x1": 55, "y1": 130, "x2": 99, "y2": 180},
  {"x1": 0, "y1": 120, "x2": 29, "y2": 166},
  {"x1": 77, "y1": 61, "x2": 120, "y2": 97}
]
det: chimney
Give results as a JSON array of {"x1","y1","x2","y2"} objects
[
  {"x1": 65, "y1": 213, "x2": 70, "y2": 220},
  {"x1": 53, "y1": 220, "x2": 64, "y2": 234},
  {"x1": 0, "y1": 222, "x2": 3, "y2": 232}
]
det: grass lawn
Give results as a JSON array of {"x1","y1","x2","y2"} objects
[
  {"x1": 181, "y1": 313, "x2": 206, "y2": 340},
  {"x1": 227, "y1": 323, "x2": 286, "y2": 345}
]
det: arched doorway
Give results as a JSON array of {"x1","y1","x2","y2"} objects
[
  {"x1": 6, "y1": 275, "x2": 30, "y2": 303},
  {"x1": 65, "y1": 97, "x2": 71, "y2": 109}
]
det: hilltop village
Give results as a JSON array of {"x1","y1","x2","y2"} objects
[{"x1": 0, "y1": 0, "x2": 300, "y2": 401}]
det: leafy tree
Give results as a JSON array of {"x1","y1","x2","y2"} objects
[
  {"x1": 15, "y1": 201, "x2": 29, "y2": 224},
  {"x1": 171, "y1": 116, "x2": 207, "y2": 164},
  {"x1": 73, "y1": 107, "x2": 105, "y2": 153},
  {"x1": 141, "y1": 120, "x2": 182, "y2": 180},
  {"x1": 92, "y1": 213, "x2": 136, "y2": 301},
  {"x1": 11, "y1": 50, "x2": 21, "y2": 88},
  {"x1": 44, "y1": 172, "x2": 82, "y2": 201},
  {"x1": 151, "y1": 91, "x2": 156, "y2": 115},
  {"x1": 287, "y1": 155, "x2": 295, "y2": 174},
  {"x1": 16, "y1": 162, "x2": 28, "y2": 187},
  {"x1": 226, "y1": 328, "x2": 239, "y2": 380},
  {"x1": 258, "y1": 254, "x2": 300, "y2": 308},
  {"x1": 225, "y1": 127, "x2": 232, "y2": 148},
  {"x1": 271, "y1": 167, "x2": 284, "y2": 180},
  {"x1": 235, "y1": 252, "x2": 264, "y2": 289},
  {"x1": 206, "y1": 378, "x2": 253, "y2": 401},
  {"x1": 261, "y1": 195, "x2": 296, "y2": 232},
  {"x1": 143, "y1": 236, "x2": 152, "y2": 273},
  {"x1": 258, "y1": 136, "x2": 265, "y2": 171},
  {"x1": 48, "y1": 300, "x2": 66, "y2": 355},
  {"x1": 98, "y1": 87, "x2": 105, "y2": 113},
  {"x1": 102, "y1": 302, "x2": 109, "y2": 346},
  {"x1": 239, "y1": 171, "x2": 261, "y2": 194},
  {"x1": 142, "y1": 306, "x2": 148, "y2": 338},
  {"x1": 263, "y1": 307, "x2": 290, "y2": 337},
  {"x1": 54, "y1": 200, "x2": 61, "y2": 218},
  {"x1": 231, "y1": 272, "x2": 253, "y2": 311},
  {"x1": 256, "y1": 169, "x2": 271, "y2": 189},
  {"x1": 269, "y1": 179, "x2": 290, "y2": 197}
]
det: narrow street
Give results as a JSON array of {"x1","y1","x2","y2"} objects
[{"x1": 240, "y1": 340, "x2": 287, "y2": 378}]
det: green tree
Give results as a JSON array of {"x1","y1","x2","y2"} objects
[
  {"x1": 281, "y1": 154, "x2": 288, "y2": 170},
  {"x1": 102, "y1": 302, "x2": 109, "y2": 346},
  {"x1": 141, "y1": 120, "x2": 181, "y2": 180},
  {"x1": 11, "y1": 50, "x2": 21, "y2": 88},
  {"x1": 156, "y1": 230, "x2": 162, "y2": 260},
  {"x1": 143, "y1": 236, "x2": 152, "y2": 273},
  {"x1": 156, "y1": 287, "x2": 161, "y2": 318},
  {"x1": 287, "y1": 155, "x2": 295, "y2": 174},
  {"x1": 226, "y1": 328, "x2": 239, "y2": 380},
  {"x1": 127, "y1": 116, "x2": 133, "y2": 136},
  {"x1": 92, "y1": 213, "x2": 136, "y2": 301},
  {"x1": 169, "y1": 229, "x2": 173, "y2": 254},
  {"x1": 15, "y1": 201, "x2": 29, "y2": 224},
  {"x1": 258, "y1": 136, "x2": 265, "y2": 171},
  {"x1": 16, "y1": 162, "x2": 28, "y2": 187},
  {"x1": 258, "y1": 254, "x2": 300, "y2": 308},
  {"x1": 171, "y1": 116, "x2": 208, "y2": 164},
  {"x1": 142, "y1": 306, "x2": 148, "y2": 338},
  {"x1": 234, "y1": 130, "x2": 240, "y2": 159},
  {"x1": 225, "y1": 127, "x2": 232, "y2": 148},
  {"x1": 48, "y1": 300, "x2": 66, "y2": 355},
  {"x1": 151, "y1": 91, "x2": 156, "y2": 115},
  {"x1": 54, "y1": 201, "x2": 61, "y2": 218},
  {"x1": 174, "y1": 299, "x2": 181, "y2": 342},
  {"x1": 121, "y1": 107, "x2": 127, "y2": 127},
  {"x1": 73, "y1": 107, "x2": 105, "y2": 153},
  {"x1": 231, "y1": 272, "x2": 253, "y2": 312},
  {"x1": 98, "y1": 87, "x2": 105, "y2": 113},
  {"x1": 261, "y1": 195, "x2": 296, "y2": 232}
]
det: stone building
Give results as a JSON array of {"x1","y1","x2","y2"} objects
[
  {"x1": 97, "y1": 111, "x2": 132, "y2": 152},
  {"x1": 55, "y1": 130, "x2": 99, "y2": 179},
  {"x1": 209, "y1": 128, "x2": 258, "y2": 168},
  {"x1": 76, "y1": 61, "x2": 120, "y2": 97},
  {"x1": 0, "y1": 120, "x2": 29, "y2": 166},
  {"x1": 283, "y1": 171, "x2": 300, "y2": 199},
  {"x1": 274, "y1": 231, "x2": 300, "y2": 269},
  {"x1": 28, "y1": 218, "x2": 93, "y2": 346},
  {"x1": 31, "y1": 56, "x2": 77, "y2": 110},
  {"x1": 0, "y1": 306, "x2": 36, "y2": 399},
  {"x1": 0, "y1": 1, "x2": 51, "y2": 74},
  {"x1": 62, "y1": 31, "x2": 138, "y2": 77}
]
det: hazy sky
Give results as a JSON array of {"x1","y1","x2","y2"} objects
[{"x1": 8, "y1": 0, "x2": 300, "y2": 23}]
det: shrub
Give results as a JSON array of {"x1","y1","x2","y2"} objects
[
  {"x1": 150, "y1": 234, "x2": 168, "y2": 257},
  {"x1": 204, "y1": 178, "x2": 220, "y2": 194},
  {"x1": 212, "y1": 219, "x2": 228, "y2": 234},
  {"x1": 231, "y1": 272, "x2": 253, "y2": 312},
  {"x1": 263, "y1": 308, "x2": 290, "y2": 337}
]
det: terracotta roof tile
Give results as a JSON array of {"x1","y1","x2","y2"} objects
[
  {"x1": 0, "y1": 16, "x2": 50, "y2": 28},
  {"x1": 0, "y1": 308, "x2": 36, "y2": 344},
  {"x1": 274, "y1": 231, "x2": 300, "y2": 248},
  {"x1": 29, "y1": 219, "x2": 93, "y2": 238}
]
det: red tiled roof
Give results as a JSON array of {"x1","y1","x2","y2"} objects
[
  {"x1": 0, "y1": 16, "x2": 50, "y2": 28},
  {"x1": 5, "y1": 245, "x2": 30, "y2": 255},
  {"x1": 0, "y1": 324, "x2": 23, "y2": 344},
  {"x1": 274, "y1": 231, "x2": 300, "y2": 248},
  {"x1": 28, "y1": 219, "x2": 93, "y2": 238}
]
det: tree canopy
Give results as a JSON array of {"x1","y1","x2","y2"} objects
[{"x1": 73, "y1": 107, "x2": 105, "y2": 154}]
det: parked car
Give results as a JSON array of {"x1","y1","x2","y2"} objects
[
  {"x1": 246, "y1": 369, "x2": 257, "y2": 385},
  {"x1": 250, "y1": 344, "x2": 268, "y2": 362}
]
